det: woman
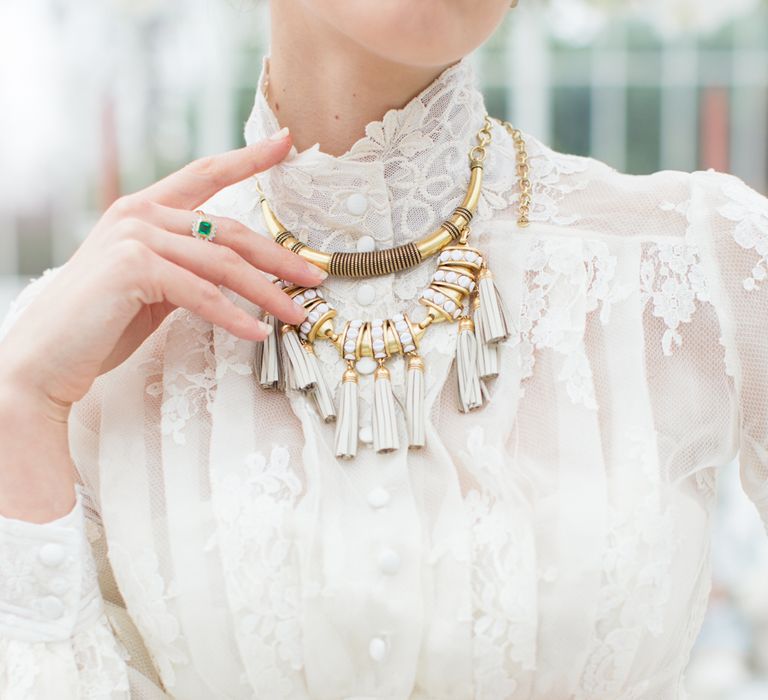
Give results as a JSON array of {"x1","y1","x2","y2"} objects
[{"x1": 1, "y1": 0, "x2": 767, "y2": 697}]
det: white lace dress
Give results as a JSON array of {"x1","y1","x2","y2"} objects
[{"x1": 2, "y1": 55, "x2": 768, "y2": 700}]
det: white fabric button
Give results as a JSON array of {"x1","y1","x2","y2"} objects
[
  {"x1": 378, "y1": 548, "x2": 401, "y2": 575},
  {"x1": 346, "y1": 193, "x2": 368, "y2": 216},
  {"x1": 356, "y1": 283, "x2": 376, "y2": 306},
  {"x1": 356, "y1": 357, "x2": 377, "y2": 375},
  {"x1": 38, "y1": 543, "x2": 66, "y2": 568},
  {"x1": 49, "y1": 577, "x2": 70, "y2": 596},
  {"x1": 359, "y1": 424, "x2": 373, "y2": 444},
  {"x1": 367, "y1": 487, "x2": 390, "y2": 509},
  {"x1": 40, "y1": 595, "x2": 64, "y2": 620},
  {"x1": 368, "y1": 636, "x2": 388, "y2": 662},
  {"x1": 356, "y1": 235, "x2": 376, "y2": 253}
]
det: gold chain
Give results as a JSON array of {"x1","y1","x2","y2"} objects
[
  {"x1": 496, "y1": 118, "x2": 532, "y2": 227},
  {"x1": 468, "y1": 116, "x2": 494, "y2": 165}
]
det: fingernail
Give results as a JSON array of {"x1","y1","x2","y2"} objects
[
  {"x1": 307, "y1": 263, "x2": 328, "y2": 282},
  {"x1": 269, "y1": 126, "x2": 290, "y2": 141},
  {"x1": 294, "y1": 302, "x2": 309, "y2": 319},
  {"x1": 257, "y1": 319, "x2": 273, "y2": 335}
]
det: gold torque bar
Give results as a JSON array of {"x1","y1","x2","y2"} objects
[{"x1": 256, "y1": 127, "x2": 488, "y2": 278}]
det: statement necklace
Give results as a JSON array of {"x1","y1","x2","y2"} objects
[{"x1": 253, "y1": 117, "x2": 532, "y2": 458}]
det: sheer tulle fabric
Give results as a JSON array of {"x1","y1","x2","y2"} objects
[{"x1": 1, "y1": 55, "x2": 767, "y2": 699}]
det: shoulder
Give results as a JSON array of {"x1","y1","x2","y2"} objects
[
  {"x1": 491, "y1": 122, "x2": 768, "y2": 238},
  {"x1": 688, "y1": 169, "x2": 768, "y2": 292},
  {"x1": 488, "y1": 123, "x2": 693, "y2": 232},
  {"x1": 689, "y1": 168, "x2": 768, "y2": 221}
]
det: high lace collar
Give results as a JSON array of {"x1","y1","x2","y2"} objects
[
  {"x1": 245, "y1": 54, "x2": 486, "y2": 167},
  {"x1": 242, "y1": 55, "x2": 507, "y2": 254}
]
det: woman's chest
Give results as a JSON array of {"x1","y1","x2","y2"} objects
[{"x1": 92, "y1": 227, "x2": 732, "y2": 698}]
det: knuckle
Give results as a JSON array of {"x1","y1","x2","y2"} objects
[
  {"x1": 109, "y1": 195, "x2": 144, "y2": 218},
  {"x1": 130, "y1": 196, "x2": 153, "y2": 216},
  {"x1": 187, "y1": 155, "x2": 221, "y2": 184},
  {"x1": 113, "y1": 216, "x2": 144, "y2": 240},
  {"x1": 114, "y1": 238, "x2": 152, "y2": 268},
  {"x1": 108, "y1": 196, "x2": 132, "y2": 218},
  {"x1": 196, "y1": 280, "x2": 222, "y2": 307},
  {"x1": 216, "y1": 245, "x2": 241, "y2": 274}
]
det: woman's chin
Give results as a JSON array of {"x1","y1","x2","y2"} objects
[{"x1": 306, "y1": 0, "x2": 509, "y2": 68}]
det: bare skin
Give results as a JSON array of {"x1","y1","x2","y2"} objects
[
  {"x1": 0, "y1": 0, "x2": 512, "y2": 523},
  {"x1": 267, "y1": 0, "x2": 510, "y2": 155}
]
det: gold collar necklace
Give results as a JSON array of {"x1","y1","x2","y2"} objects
[{"x1": 254, "y1": 116, "x2": 532, "y2": 458}]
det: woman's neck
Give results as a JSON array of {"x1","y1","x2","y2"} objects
[{"x1": 267, "y1": 4, "x2": 452, "y2": 157}]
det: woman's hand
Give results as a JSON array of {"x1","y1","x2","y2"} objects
[{"x1": 0, "y1": 128, "x2": 322, "y2": 418}]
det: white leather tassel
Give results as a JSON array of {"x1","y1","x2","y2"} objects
[
  {"x1": 405, "y1": 354, "x2": 426, "y2": 449},
  {"x1": 373, "y1": 363, "x2": 399, "y2": 454},
  {"x1": 305, "y1": 345, "x2": 336, "y2": 423},
  {"x1": 254, "y1": 314, "x2": 283, "y2": 390},
  {"x1": 478, "y1": 268, "x2": 510, "y2": 343},
  {"x1": 472, "y1": 298, "x2": 499, "y2": 380},
  {"x1": 281, "y1": 325, "x2": 316, "y2": 391},
  {"x1": 334, "y1": 366, "x2": 359, "y2": 459},
  {"x1": 456, "y1": 316, "x2": 484, "y2": 412}
]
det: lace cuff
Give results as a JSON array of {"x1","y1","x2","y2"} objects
[{"x1": 0, "y1": 485, "x2": 101, "y2": 643}]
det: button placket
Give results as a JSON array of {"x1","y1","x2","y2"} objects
[
  {"x1": 377, "y1": 548, "x2": 401, "y2": 575},
  {"x1": 356, "y1": 283, "x2": 376, "y2": 306},
  {"x1": 48, "y1": 576, "x2": 70, "y2": 596},
  {"x1": 39, "y1": 595, "x2": 65, "y2": 620},
  {"x1": 356, "y1": 235, "x2": 376, "y2": 253},
  {"x1": 345, "y1": 192, "x2": 369, "y2": 216},
  {"x1": 367, "y1": 487, "x2": 391, "y2": 509},
  {"x1": 368, "y1": 635, "x2": 388, "y2": 662},
  {"x1": 38, "y1": 542, "x2": 66, "y2": 568}
]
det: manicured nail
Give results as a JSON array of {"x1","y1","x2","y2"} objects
[
  {"x1": 257, "y1": 319, "x2": 273, "y2": 335},
  {"x1": 269, "y1": 126, "x2": 290, "y2": 141},
  {"x1": 306, "y1": 263, "x2": 328, "y2": 282},
  {"x1": 293, "y1": 302, "x2": 309, "y2": 319}
]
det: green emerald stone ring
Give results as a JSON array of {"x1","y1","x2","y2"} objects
[{"x1": 191, "y1": 212, "x2": 217, "y2": 241}]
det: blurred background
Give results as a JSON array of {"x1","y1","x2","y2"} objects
[{"x1": 1, "y1": 0, "x2": 768, "y2": 696}]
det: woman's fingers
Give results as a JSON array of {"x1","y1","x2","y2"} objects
[
  {"x1": 132, "y1": 222, "x2": 309, "y2": 326},
  {"x1": 119, "y1": 242, "x2": 273, "y2": 341},
  {"x1": 136, "y1": 129, "x2": 292, "y2": 210},
  {"x1": 147, "y1": 203, "x2": 327, "y2": 287}
]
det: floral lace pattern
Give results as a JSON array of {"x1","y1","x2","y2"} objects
[
  {"x1": 463, "y1": 427, "x2": 537, "y2": 700},
  {"x1": 0, "y1": 639, "x2": 37, "y2": 700},
  {"x1": 517, "y1": 238, "x2": 633, "y2": 407},
  {"x1": 522, "y1": 138, "x2": 591, "y2": 227},
  {"x1": 107, "y1": 544, "x2": 188, "y2": 689},
  {"x1": 576, "y1": 426, "x2": 683, "y2": 699},
  {"x1": 72, "y1": 614, "x2": 131, "y2": 696},
  {"x1": 143, "y1": 310, "x2": 218, "y2": 446},
  {"x1": 0, "y1": 617, "x2": 130, "y2": 700},
  {"x1": 717, "y1": 177, "x2": 768, "y2": 290},
  {"x1": 639, "y1": 241, "x2": 710, "y2": 356},
  {"x1": 210, "y1": 445, "x2": 304, "y2": 695}
]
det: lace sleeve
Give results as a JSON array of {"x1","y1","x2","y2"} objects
[
  {"x1": 0, "y1": 483, "x2": 134, "y2": 698},
  {"x1": 693, "y1": 169, "x2": 768, "y2": 534},
  {"x1": 0, "y1": 274, "x2": 169, "y2": 698}
]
